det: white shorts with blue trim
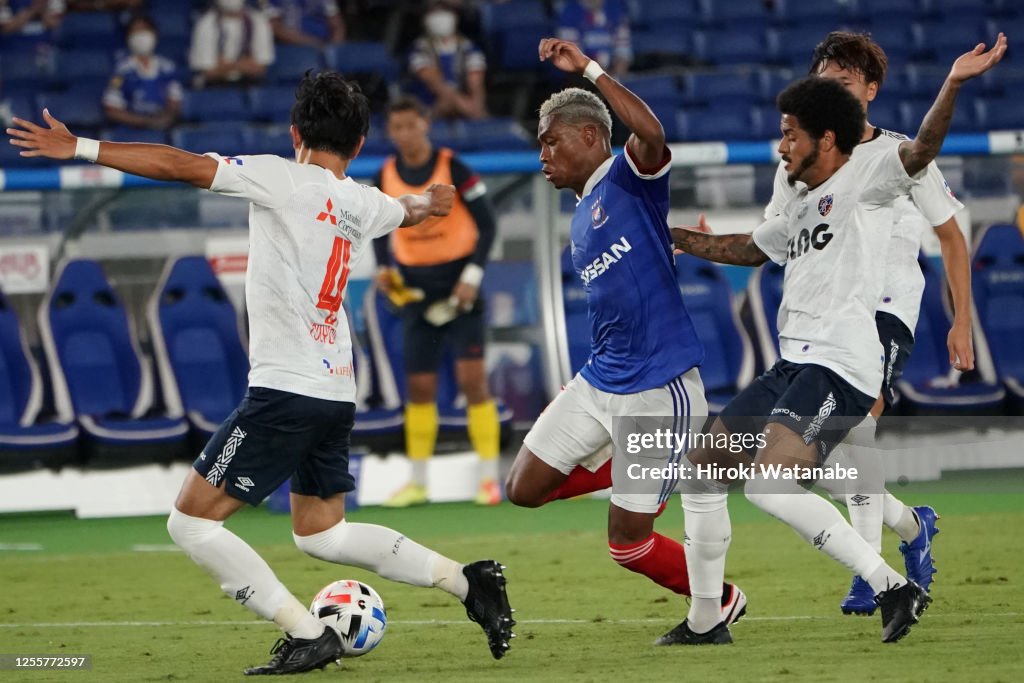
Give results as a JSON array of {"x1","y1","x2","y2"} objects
[{"x1": 523, "y1": 367, "x2": 707, "y2": 514}]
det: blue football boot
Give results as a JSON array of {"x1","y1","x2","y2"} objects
[
  {"x1": 840, "y1": 576, "x2": 877, "y2": 616},
  {"x1": 899, "y1": 506, "x2": 940, "y2": 592}
]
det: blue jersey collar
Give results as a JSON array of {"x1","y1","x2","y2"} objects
[{"x1": 577, "y1": 155, "x2": 615, "y2": 204}]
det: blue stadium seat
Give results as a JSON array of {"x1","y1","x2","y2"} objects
[
  {"x1": 361, "y1": 288, "x2": 512, "y2": 437},
  {"x1": 752, "y1": 104, "x2": 783, "y2": 139},
  {"x1": 0, "y1": 287, "x2": 79, "y2": 471},
  {"x1": 746, "y1": 262, "x2": 785, "y2": 368},
  {"x1": 267, "y1": 45, "x2": 322, "y2": 84},
  {"x1": 249, "y1": 85, "x2": 297, "y2": 123},
  {"x1": 974, "y1": 96, "x2": 1024, "y2": 130},
  {"x1": 249, "y1": 125, "x2": 294, "y2": 156},
  {"x1": 683, "y1": 70, "x2": 757, "y2": 106},
  {"x1": 181, "y1": 88, "x2": 249, "y2": 122},
  {"x1": 484, "y1": 261, "x2": 539, "y2": 328},
  {"x1": 36, "y1": 90, "x2": 105, "y2": 128},
  {"x1": 461, "y1": 118, "x2": 534, "y2": 151},
  {"x1": 694, "y1": 29, "x2": 770, "y2": 65},
  {"x1": 675, "y1": 254, "x2": 754, "y2": 414},
  {"x1": 55, "y1": 49, "x2": 114, "y2": 82},
  {"x1": 697, "y1": 0, "x2": 778, "y2": 25},
  {"x1": 621, "y1": 74, "x2": 683, "y2": 108},
  {"x1": 326, "y1": 42, "x2": 399, "y2": 79},
  {"x1": 971, "y1": 225, "x2": 1024, "y2": 413},
  {"x1": 913, "y1": 20, "x2": 991, "y2": 63},
  {"x1": 150, "y1": 9, "x2": 192, "y2": 41},
  {"x1": 648, "y1": 102, "x2": 681, "y2": 141},
  {"x1": 900, "y1": 99, "x2": 979, "y2": 133},
  {"x1": 0, "y1": 53, "x2": 54, "y2": 89},
  {"x1": 679, "y1": 106, "x2": 757, "y2": 141},
  {"x1": 102, "y1": 127, "x2": 169, "y2": 145},
  {"x1": 770, "y1": 26, "x2": 845, "y2": 68},
  {"x1": 926, "y1": 0, "x2": 994, "y2": 22},
  {"x1": 481, "y1": 0, "x2": 550, "y2": 35},
  {"x1": 633, "y1": 0, "x2": 700, "y2": 30},
  {"x1": 561, "y1": 246, "x2": 590, "y2": 376},
  {"x1": 38, "y1": 260, "x2": 188, "y2": 464},
  {"x1": 497, "y1": 21, "x2": 553, "y2": 71},
  {"x1": 630, "y1": 29, "x2": 694, "y2": 66},
  {"x1": 147, "y1": 256, "x2": 249, "y2": 438},
  {"x1": 57, "y1": 12, "x2": 121, "y2": 49},
  {"x1": 171, "y1": 123, "x2": 253, "y2": 156},
  {"x1": 896, "y1": 255, "x2": 1005, "y2": 414},
  {"x1": 857, "y1": 0, "x2": 924, "y2": 24},
  {"x1": 867, "y1": 97, "x2": 903, "y2": 132},
  {"x1": 756, "y1": 67, "x2": 797, "y2": 104}
]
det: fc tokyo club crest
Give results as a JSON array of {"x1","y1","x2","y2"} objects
[
  {"x1": 591, "y1": 198, "x2": 609, "y2": 229},
  {"x1": 817, "y1": 194, "x2": 834, "y2": 216}
]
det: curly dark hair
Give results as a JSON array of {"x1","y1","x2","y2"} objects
[
  {"x1": 290, "y1": 70, "x2": 370, "y2": 159},
  {"x1": 777, "y1": 77, "x2": 865, "y2": 155},
  {"x1": 809, "y1": 31, "x2": 888, "y2": 86}
]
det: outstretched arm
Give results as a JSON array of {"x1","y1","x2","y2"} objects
[
  {"x1": 7, "y1": 109, "x2": 217, "y2": 188},
  {"x1": 398, "y1": 183, "x2": 455, "y2": 227},
  {"x1": 899, "y1": 33, "x2": 1007, "y2": 176},
  {"x1": 934, "y1": 218, "x2": 975, "y2": 370},
  {"x1": 539, "y1": 38, "x2": 665, "y2": 169},
  {"x1": 672, "y1": 227, "x2": 769, "y2": 267}
]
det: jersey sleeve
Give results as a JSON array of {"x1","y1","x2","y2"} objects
[
  {"x1": 910, "y1": 161, "x2": 964, "y2": 227},
  {"x1": 752, "y1": 215, "x2": 789, "y2": 265},
  {"x1": 450, "y1": 154, "x2": 487, "y2": 202},
  {"x1": 361, "y1": 185, "x2": 406, "y2": 239},
  {"x1": 764, "y1": 161, "x2": 798, "y2": 219},
  {"x1": 858, "y1": 144, "x2": 920, "y2": 207},
  {"x1": 207, "y1": 153, "x2": 294, "y2": 208}
]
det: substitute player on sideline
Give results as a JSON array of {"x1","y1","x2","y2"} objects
[
  {"x1": 669, "y1": 35, "x2": 1006, "y2": 645},
  {"x1": 765, "y1": 31, "x2": 973, "y2": 616},
  {"x1": 7, "y1": 71, "x2": 514, "y2": 675},
  {"x1": 372, "y1": 95, "x2": 501, "y2": 508},
  {"x1": 504, "y1": 38, "x2": 747, "y2": 628}
]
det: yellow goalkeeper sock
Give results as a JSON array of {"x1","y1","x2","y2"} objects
[
  {"x1": 405, "y1": 401, "x2": 438, "y2": 468},
  {"x1": 467, "y1": 400, "x2": 500, "y2": 464}
]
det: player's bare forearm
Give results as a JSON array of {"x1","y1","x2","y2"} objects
[
  {"x1": 898, "y1": 79, "x2": 960, "y2": 177},
  {"x1": 900, "y1": 34, "x2": 1007, "y2": 176},
  {"x1": 671, "y1": 228, "x2": 768, "y2": 266},
  {"x1": 593, "y1": 76, "x2": 666, "y2": 166},
  {"x1": 935, "y1": 218, "x2": 972, "y2": 322},
  {"x1": 399, "y1": 183, "x2": 454, "y2": 227},
  {"x1": 97, "y1": 142, "x2": 218, "y2": 188}
]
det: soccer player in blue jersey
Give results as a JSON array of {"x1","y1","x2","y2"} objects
[{"x1": 504, "y1": 38, "x2": 747, "y2": 629}]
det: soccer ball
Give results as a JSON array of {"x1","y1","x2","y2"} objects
[{"x1": 310, "y1": 580, "x2": 387, "y2": 657}]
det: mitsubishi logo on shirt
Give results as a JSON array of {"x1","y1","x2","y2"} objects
[{"x1": 316, "y1": 198, "x2": 339, "y2": 225}]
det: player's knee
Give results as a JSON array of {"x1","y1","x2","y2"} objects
[
  {"x1": 743, "y1": 477, "x2": 774, "y2": 512},
  {"x1": 503, "y1": 474, "x2": 544, "y2": 508},
  {"x1": 681, "y1": 491, "x2": 728, "y2": 514},
  {"x1": 166, "y1": 507, "x2": 220, "y2": 551},
  {"x1": 293, "y1": 521, "x2": 346, "y2": 561}
]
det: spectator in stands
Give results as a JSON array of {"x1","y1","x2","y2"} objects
[
  {"x1": 407, "y1": 0, "x2": 487, "y2": 120},
  {"x1": 262, "y1": 0, "x2": 345, "y2": 48},
  {"x1": 373, "y1": 95, "x2": 500, "y2": 507},
  {"x1": 189, "y1": 0, "x2": 275, "y2": 88},
  {"x1": 556, "y1": 0, "x2": 631, "y2": 77},
  {"x1": 0, "y1": 0, "x2": 64, "y2": 51},
  {"x1": 103, "y1": 15, "x2": 182, "y2": 130}
]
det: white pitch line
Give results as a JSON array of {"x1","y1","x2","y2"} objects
[
  {"x1": 0, "y1": 614, "x2": 1019, "y2": 629},
  {"x1": 0, "y1": 543, "x2": 43, "y2": 551},
  {"x1": 130, "y1": 544, "x2": 182, "y2": 552}
]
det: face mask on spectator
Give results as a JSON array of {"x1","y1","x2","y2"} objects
[
  {"x1": 424, "y1": 10, "x2": 457, "y2": 38},
  {"x1": 128, "y1": 30, "x2": 157, "y2": 57},
  {"x1": 217, "y1": 0, "x2": 245, "y2": 12}
]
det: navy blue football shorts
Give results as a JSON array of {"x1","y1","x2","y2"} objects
[{"x1": 193, "y1": 386, "x2": 357, "y2": 506}]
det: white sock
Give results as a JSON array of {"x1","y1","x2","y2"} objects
[
  {"x1": 411, "y1": 459, "x2": 428, "y2": 487},
  {"x1": 884, "y1": 495, "x2": 921, "y2": 542},
  {"x1": 866, "y1": 562, "x2": 908, "y2": 595},
  {"x1": 478, "y1": 457, "x2": 499, "y2": 483},
  {"x1": 294, "y1": 519, "x2": 469, "y2": 600},
  {"x1": 167, "y1": 509, "x2": 323, "y2": 638},
  {"x1": 745, "y1": 478, "x2": 903, "y2": 584},
  {"x1": 681, "y1": 490, "x2": 730, "y2": 634}
]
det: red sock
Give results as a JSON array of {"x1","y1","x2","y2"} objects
[
  {"x1": 609, "y1": 532, "x2": 691, "y2": 596},
  {"x1": 543, "y1": 460, "x2": 612, "y2": 503}
]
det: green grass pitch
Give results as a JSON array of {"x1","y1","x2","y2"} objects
[{"x1": 1, "y1": 471, "x2": 1022, "y2": 682}]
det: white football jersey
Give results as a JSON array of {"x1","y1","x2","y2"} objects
[
  {"x1": 765, "y1": 128, "x2": 963, "y2": 333},
  {"x1": 208, "y1": 154, "x2": 405, "y2": 402},
  {"x1": 753, "y1": 145, "x2": 920, "y2": 397}
]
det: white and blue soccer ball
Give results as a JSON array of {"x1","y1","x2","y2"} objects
[{"x1": 310, "y1": 580, "x2": 387, "y2": 657}]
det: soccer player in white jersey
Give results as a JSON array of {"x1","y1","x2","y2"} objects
[
  {"x1": 667, "y1": 35, "x2": 1006, "y2": 645},
  {"x1": 7, "y1": 71, "x2": 514, "y2": 675},
  {"x1": 763, "y1": 31, "x2": 974, "y2": 616}
]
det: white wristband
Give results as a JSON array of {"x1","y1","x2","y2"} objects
[
  {"x1": 459, "y1": 263, "x2": 484, "y2": 288},
  {"x1": 583, "y1": 60, "x2": 605, "y2": 84},
  {"x1": 74, "y1": 137, "x2": 100, "y2": 163}
]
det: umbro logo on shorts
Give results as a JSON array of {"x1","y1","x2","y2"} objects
[
  {"x1": 850, "y1": 494, "x2": 870, "y2": 506},
  {"x1": 235, "y1": 476, "x2": 255, "y2": 492}
]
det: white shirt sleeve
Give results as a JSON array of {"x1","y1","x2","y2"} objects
[
  {"x1": 207, "y1": 153, "x2": 294, "y2": 209},
  {"x1": 910, "y1": 161, "x2": 964, "y2": 227},
  {"x1": 764, "y1": 161, "x2": 799, "y2": 220},
  {"x1": 361, "y1": 185, "x2": 407, "y2": 239},
  {"x1": 858, "y1": 144, "x2": 920, "y2": 207},
  {"x1": 189, "y1": 13, "x2": 218, "y2": 71},
  {"x1": 752, "y1": 215, "x2": 790, "y2": 265}
]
